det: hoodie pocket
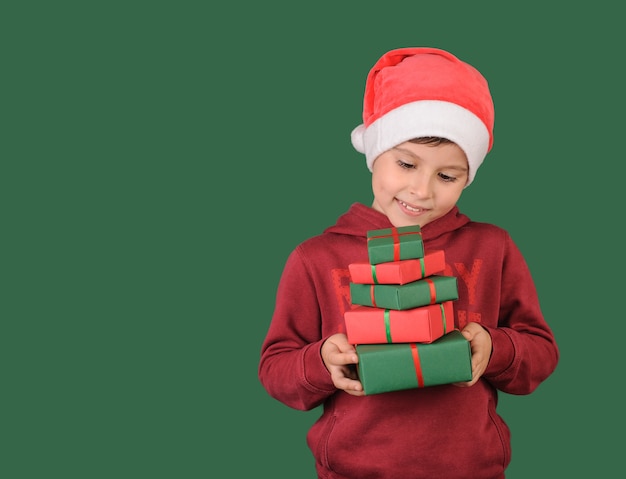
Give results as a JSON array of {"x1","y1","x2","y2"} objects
[
  {"x1": 307, "y1": 412, "x2": 337, "y2": 470},
  {"x1": 488, "y1": 402, "x2": 511, "y2": 470}
]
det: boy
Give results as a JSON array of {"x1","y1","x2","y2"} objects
[{"x1": 258, "y1": 47, "x2": 559, "y2": 479}]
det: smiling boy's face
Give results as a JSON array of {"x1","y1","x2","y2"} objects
[{"x1": 370, "y1": 140, "x2": 468, "y2": 228}]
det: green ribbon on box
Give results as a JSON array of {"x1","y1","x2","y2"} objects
[
  {"x1": 440, "y1": 303, "x2": 447, "y2": 335},
  {"x1": 370, "y1": 264, "x2": 379, "y2": 284},
  {"x1": 384, "y1": 309, "x2": 392, "y2": 343}
]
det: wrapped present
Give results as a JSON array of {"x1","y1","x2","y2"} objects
[
  {"x1": 356, "y1": 330, "x2": 472, "y2": 395},
  {"x1": 367, "y1": 225, "x2": 424, "y2": 264},
  {"x1": 344, "y1": 301, "x2": 454, "y2": 344},
  {"x1": 350, "y1": 275, "x2": 458, "y2": 310},
  {"x1": 349, "y1": 250, "x2": 446, "y2": 285}
]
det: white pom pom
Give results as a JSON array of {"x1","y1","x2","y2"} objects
[{"x1": 351, "y1": 124, "x2": 366, "y2": 153}]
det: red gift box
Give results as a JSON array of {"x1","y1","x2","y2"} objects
[
  {"x1": 344, "y1": 301, "x2": 454, "y2": 344},
  {"x1": 348, "y1": 250, "x2": 446, "y2": 285}
]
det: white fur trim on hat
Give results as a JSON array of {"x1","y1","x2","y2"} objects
[{"x1": 352, "y1": 100, "x2": 490, "y2": 187}]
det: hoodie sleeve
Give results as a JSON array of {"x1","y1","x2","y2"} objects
[
  {"x1": 481, "y1": 233, "x2": 560, "y2": 394},
  {"x1": 258, "y1": 246, "x2": 338, "y2": 411}
]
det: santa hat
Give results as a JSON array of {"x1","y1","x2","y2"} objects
[{"x1": 351, "y1": 47, "x2": 494, "y2": 187}]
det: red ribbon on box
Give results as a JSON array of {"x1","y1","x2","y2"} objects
[
  {"x1": 410, "y1": 343, "x2": 425, "y2": 387},
  {"x1": 425, "y1": 278, "x2": 436, "y2": 304}
]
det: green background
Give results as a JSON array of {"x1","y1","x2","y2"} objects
[{"x1": 2, "y1": 1, "x2": 622, "y2": 477}]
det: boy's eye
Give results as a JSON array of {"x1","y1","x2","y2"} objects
[
  {"x1": 438, "y1": 172, "x2": 457, "y2": 182},
  {"x1": 397, "y1": 160, "x2": 415, "y2": 169}
]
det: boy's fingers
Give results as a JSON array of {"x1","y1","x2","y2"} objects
[
  {"x1": 330, "y1": 351, "x2": 358, "y2": 366},
  {"x1": 335, "y1": 376, "x2": 364, "y2": 393}
]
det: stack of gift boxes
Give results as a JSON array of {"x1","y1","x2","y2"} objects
[{"x1": 344, "y1": 225, "x2": 473, "y2": 395}]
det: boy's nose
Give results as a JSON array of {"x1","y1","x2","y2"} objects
[{"x1": 408, "y1": 174, "x2": 432, "y2": 199}]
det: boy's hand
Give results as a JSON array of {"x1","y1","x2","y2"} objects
[
  {"x1": 453, "y1": 322, "x2": 493, "y2": 387},
  {"x1": 321, "y1": 333, "x2": 365, "y2": 396}
]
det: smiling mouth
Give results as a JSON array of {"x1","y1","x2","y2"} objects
[{"x1": 398, "y1": 200, "x2": 424, "y2": 213}]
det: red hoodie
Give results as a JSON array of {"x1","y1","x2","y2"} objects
[{"x1": 259, "y1": 203, "x2": 559, "y2": 479}]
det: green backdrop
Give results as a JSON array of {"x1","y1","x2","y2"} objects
[{"x1": 3, "y1": 1, "x2": 622, "y2": 477}]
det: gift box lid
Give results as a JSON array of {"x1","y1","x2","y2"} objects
[
  {"x1": 366, "y1": 225, "x2": 424, "y2": 264},
  {"x1": 348, "y1": 250, "x2": 446, "y2": 285},
  {"x1": 350, "y1": 275, "x2": 458, "y2": 310}
]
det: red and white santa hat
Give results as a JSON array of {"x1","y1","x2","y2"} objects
[{"x1": 351, "y1": 47, "x2": 495, "y2": 187}]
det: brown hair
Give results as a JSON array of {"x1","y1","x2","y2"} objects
[{"x1": 409, "y1": 137, "x2": 454, "y2": 146}]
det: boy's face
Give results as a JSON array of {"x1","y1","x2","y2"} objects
[{"x1": 371, "y1": 141, "x2": 468, "y2": 228}]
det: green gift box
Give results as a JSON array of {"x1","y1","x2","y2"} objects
[
  {"x1": 350, "y1": 275, "x2": 458, "y2": 310},
  {"x1": 367, "y1": 226, "x2": 424, "y2": 264},
  {"x1": 356, "y1": 330, "x2": 472, "y2": 395}
]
